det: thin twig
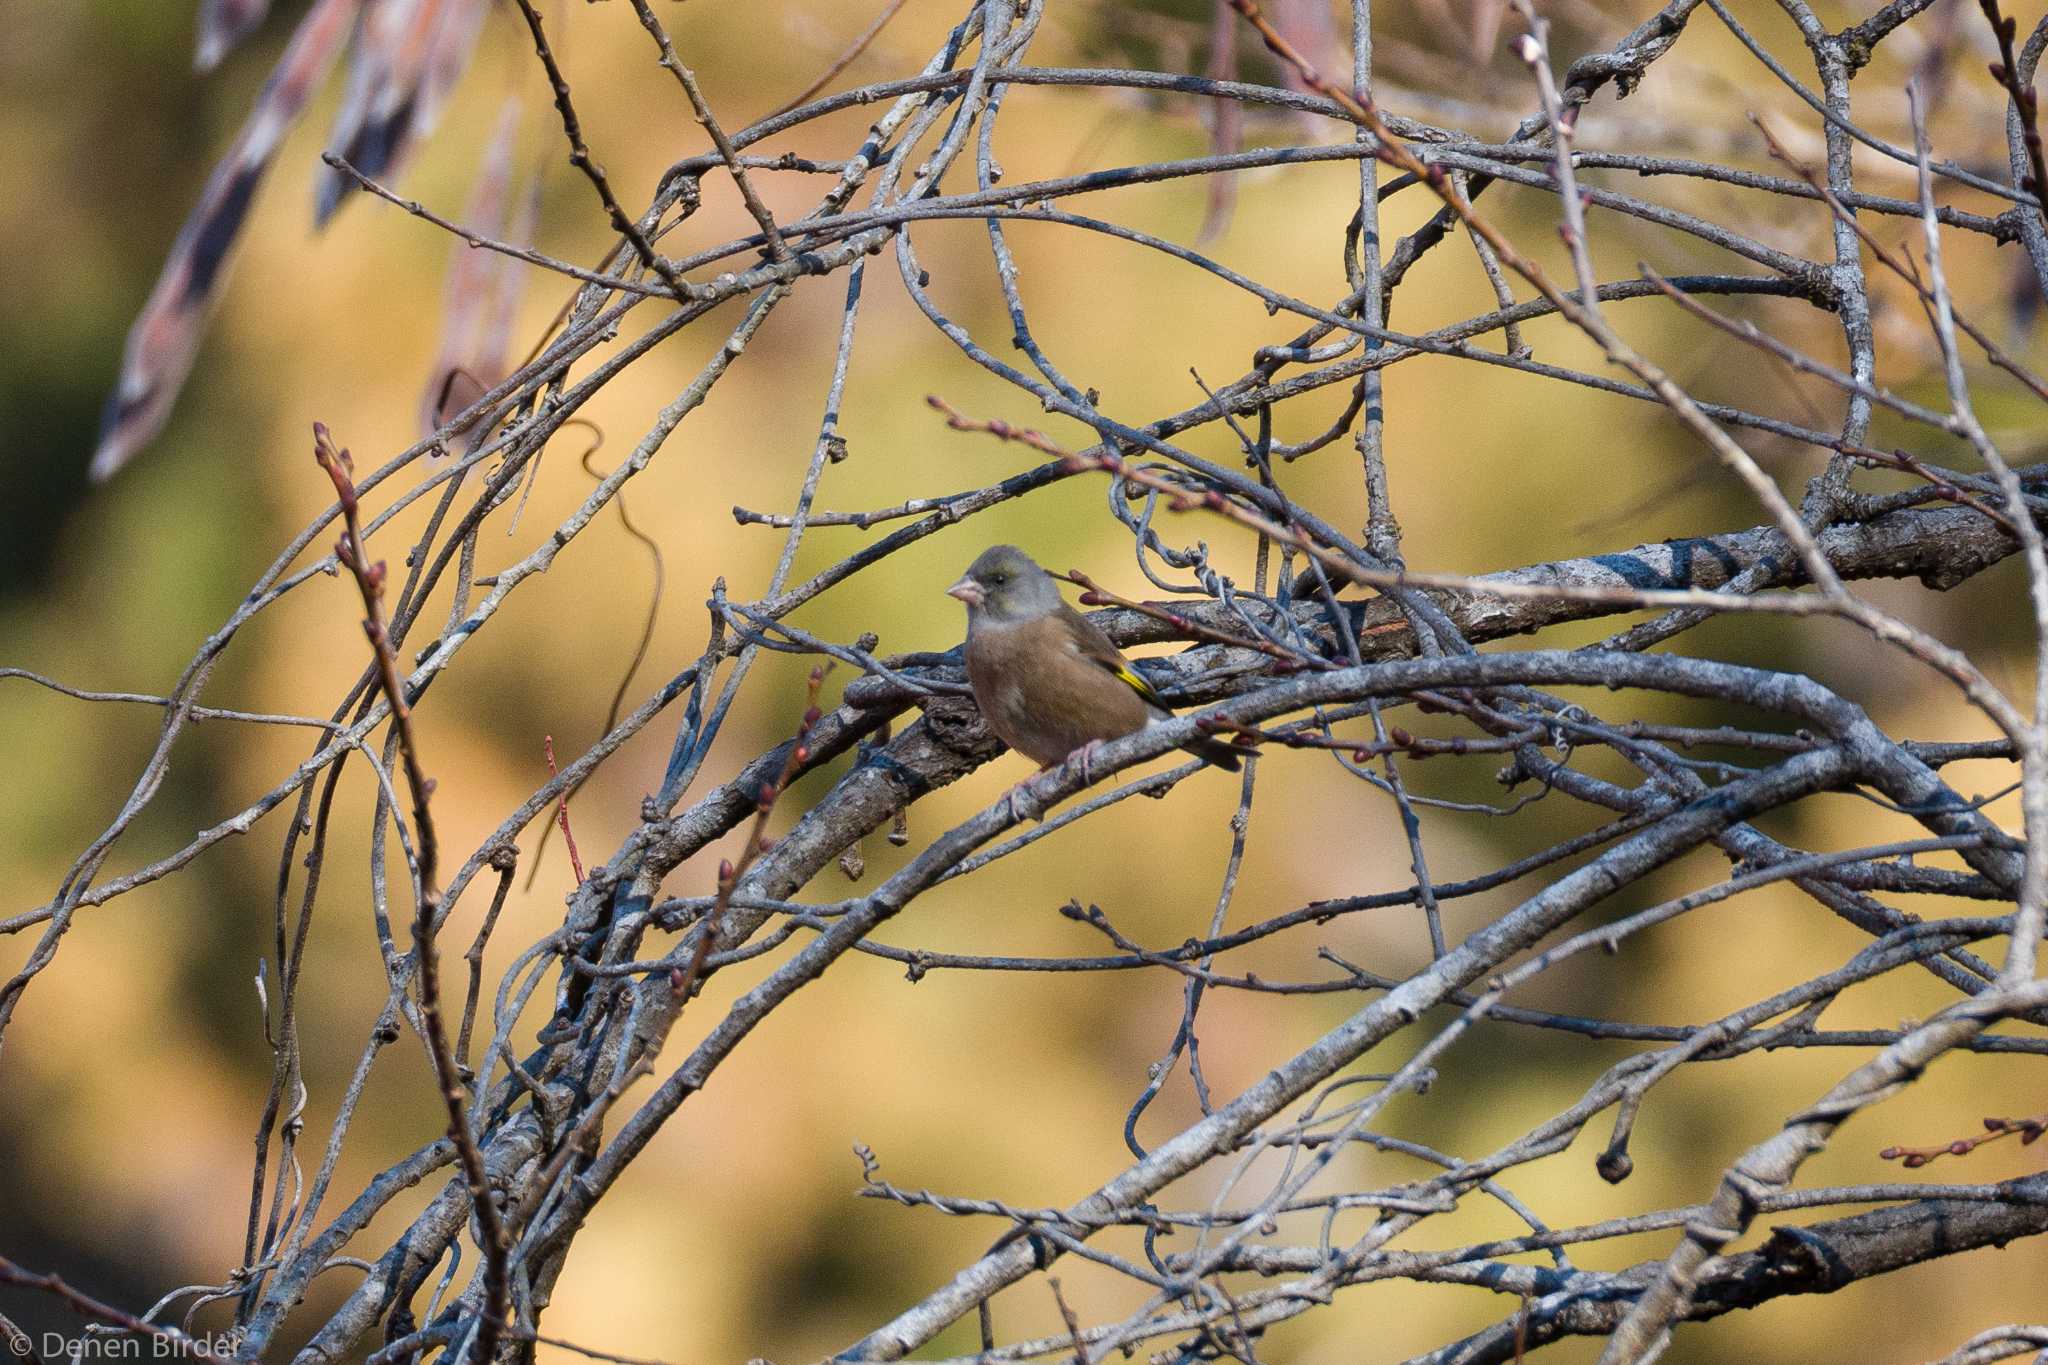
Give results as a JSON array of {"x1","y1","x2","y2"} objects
[
  {"x1": 626, "y1": 0, "x2": 791, "y2": 262},
  {"x1": 511, "y1": 0, "x2": 692, "y2": 298},
  {"x1": 311, "y1": 424, "x2": 509, "y2": 1364}
]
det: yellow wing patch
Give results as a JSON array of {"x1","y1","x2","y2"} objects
[
  {"x1": 1056, "y1": 616, "x2": 1170, "y2": 709},
  {"x1": 1110, "y1": 661, "x2": 1167, "y2": 709}
]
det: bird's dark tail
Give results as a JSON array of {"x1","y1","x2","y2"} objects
[{"x1": 1183, "y1": 732, "x2": 1253, "y2": 772}]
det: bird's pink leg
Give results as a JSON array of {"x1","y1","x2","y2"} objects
[
  {"x1": 1066, "y1": 738, "x2": 1108, "y2": 787},
  {"x1": 1004, "y1": 765, "x2": 1057, "y2": 824},
  {"x1": 1003, "y1": 743, "x2": 1108, "y2": 823}
]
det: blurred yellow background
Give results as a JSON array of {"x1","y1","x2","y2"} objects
[{"x1": 1, "y1": 1, "x2": 2042, "y2": 1361}]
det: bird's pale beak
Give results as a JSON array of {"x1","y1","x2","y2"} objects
[{"x1": 946, "y1": 575, "x2": 984, "y2": 607}]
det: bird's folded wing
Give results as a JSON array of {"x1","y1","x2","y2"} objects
[{"x1": 1065, "y1": 608, "x2": 1170, "y2": 711}]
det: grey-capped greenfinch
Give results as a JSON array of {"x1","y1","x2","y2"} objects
[{"x1": 947, "y1": 545, "x2": 1247, "y2": 807}]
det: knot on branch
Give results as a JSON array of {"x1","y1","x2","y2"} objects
[
  {"x1": 922, "y1": 694, "x2": 1003, "y2": 759},
  {"x1": 1755, "y1": 1223, "x2": 1854, "y2": 1292}
]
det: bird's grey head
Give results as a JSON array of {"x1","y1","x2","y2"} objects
[{"x1": 946, "y1": 544, "x2": 1063, "y2": 625}]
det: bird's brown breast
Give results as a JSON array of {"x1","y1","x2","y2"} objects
[{"x1": 964, "y1": 613, "x2": 1152, "y2": 766}]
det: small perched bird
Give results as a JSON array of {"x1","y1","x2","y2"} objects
[{"x1": 947, "y1": 545, "x2": 1247, "y2": 809}]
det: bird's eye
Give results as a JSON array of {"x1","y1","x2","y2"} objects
[{"x1": 991, "y1": 572, "x2": 1007, "y2": 584}]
